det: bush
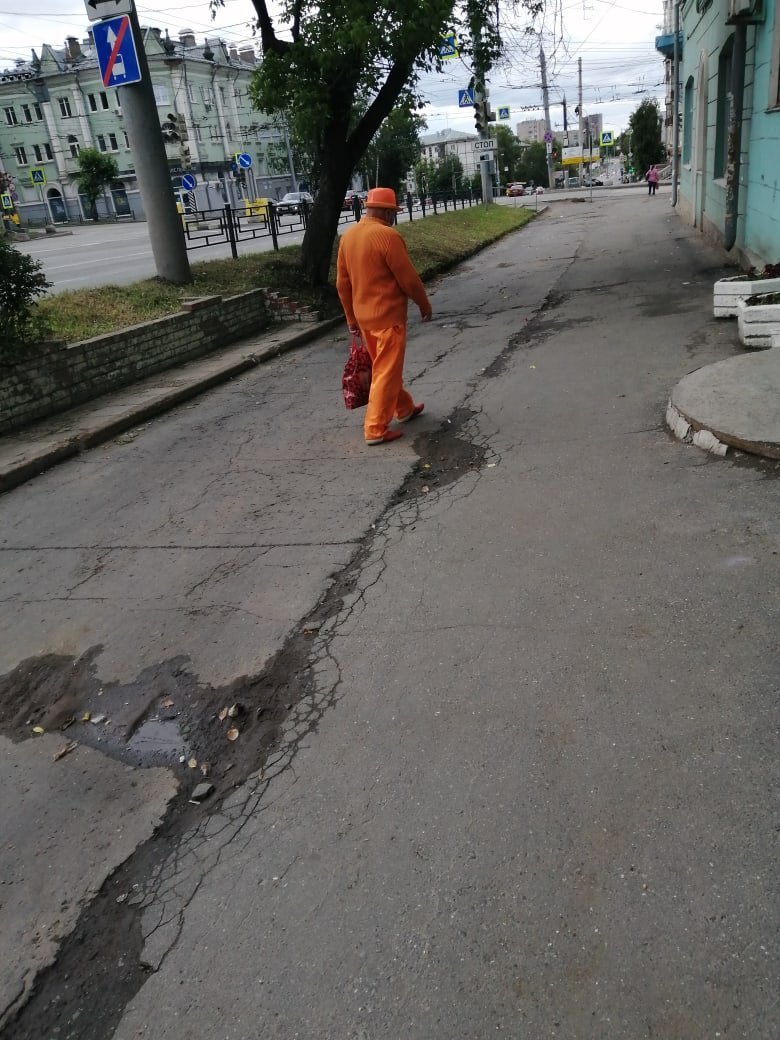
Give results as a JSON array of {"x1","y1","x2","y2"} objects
[{"x1": 0, "y1": 234, "x2": 51, "y2": 358}]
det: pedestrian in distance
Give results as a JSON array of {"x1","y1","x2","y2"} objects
[
  {"x1": 646, "y1": 164, "x2": 659, "y2": 196},
  {"x1": 336, "y1": 186, "x2": 432, "y2": 446}
]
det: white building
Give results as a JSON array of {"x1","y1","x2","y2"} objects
[{"x1": 418, "y1": 129, "x2": 483, "y2": 179}]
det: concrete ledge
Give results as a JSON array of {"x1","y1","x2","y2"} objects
[
  {"x1": 0, "y1": 316, "x2": 343, "y2": 495},
  {"x1": 668, "y1": 351, "x2": 780, "y2": 460}
]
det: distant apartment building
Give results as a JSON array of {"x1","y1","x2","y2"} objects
[
  {"x1": 515, "y1": 118, "x2": 546, "y2": 143},
  {"x1": 0, "y1": 27, "x2": 295, "y2": 223}
]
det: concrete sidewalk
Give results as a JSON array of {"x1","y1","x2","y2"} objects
[
  {"x1": 0, "y1": 317, "x2": 342, "y2": 494},
  {"x1": 1, "y1": 293, "x2": 778, "y2": 499}
]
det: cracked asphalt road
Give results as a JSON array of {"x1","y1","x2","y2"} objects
[{"x1": 1, "y1": 197, "x2": 778, "y2": 1039}]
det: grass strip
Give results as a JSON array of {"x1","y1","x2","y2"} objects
[{"x1": 36, "y1": 205, "x2": 535, "y2": 344}]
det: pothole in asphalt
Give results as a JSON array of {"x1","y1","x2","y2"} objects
[{"x1": 0, "y1": 404, "x2": 493, "y2": 1040}]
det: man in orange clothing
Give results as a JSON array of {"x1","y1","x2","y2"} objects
[{"x1": 336, "y1": 187, "x2": 432, "y2": 445}]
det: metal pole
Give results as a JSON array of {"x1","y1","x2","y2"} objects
[
  {"x1": 671, "y1": 0, "x2": 681, "y2": 206},
  {"x1": 578, "y1": 58, "x2": 584, "y2": 187},
  {"x1": 121, "y1": 8, "x2": 191, "y2": 282},
  {"x1": 540, "y1": 46, "x2": 554, "y2": 191}
]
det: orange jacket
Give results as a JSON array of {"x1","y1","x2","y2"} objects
[{"x1": 336, "y1": 217, "x2": 431, "y2": 331}]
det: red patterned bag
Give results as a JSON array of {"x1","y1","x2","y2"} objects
[{"x1": 342, "y1": 332, "x2": 372, "y2": 409}]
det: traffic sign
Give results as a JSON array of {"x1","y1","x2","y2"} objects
[
  {"x1": 544, "y1": 130, "x2": 553, "y2": 143},
  {"x1": 458, "y1": 88, "x2": 475, "y2": 107},
  {"x1": 236, "y1": 153, "x2": 253, "y2": 169},
  {"x1": 471, "y1": 139, "x2": 495, "y2": 151},
  {"x1": 601, "y1": 131, "x2": 614, "y2": 146},
  {"x1": 439, "y1": 33, "x2": 458, "y2": 59},
  {"x1": 1, "y1": 193, "x2": 13, "y2": 210},
  {"x1": 181, "y1": 173, "x2": 197, "y2": 190},
  {"x1": 498, "y1": 106, "x2": 510, "y2": 120},
  {"x1": 30, "y1": 167, "x2": 46, "y2": 185},
  {"x1": 93, "y1": 15, "x2": 142, "y2": 89},
  {"x1": 84, "y1": 0, "x2": 132, "y2": 23}
]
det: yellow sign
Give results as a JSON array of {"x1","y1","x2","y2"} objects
[
  {"x1": 439, "y1": 33, "x2": 458, "y2": 60},
  {"x1": 30, "y1": 166, "x2": 47, "y2": 185},
  {"x1": 1, "y1": 193, "x2": 13, "y2": 210}
]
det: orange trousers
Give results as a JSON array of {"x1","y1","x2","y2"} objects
[{"x1": 360, "y1": 324, "x2": 415, "y2": 442}]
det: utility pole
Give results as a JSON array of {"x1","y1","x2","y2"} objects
[
  {"x1": 470, "y1": 15, "x2": 495, "y2": 208},
  {"x1": 578, "y1": 57, "x2": 584, "y2": 187},
  {"x1": 121, "y1": 7, "x2": 191, "y2": 283},
  {"x1": 539, "y1": 45, "x2": 554, "y2": 191},
  {"x1": 671, "y1": 0, "x2": 681, "y2": 206}
]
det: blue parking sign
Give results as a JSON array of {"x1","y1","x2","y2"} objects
[{"x1": 93, "y1": 16, "x2": 142, "y2": 89}]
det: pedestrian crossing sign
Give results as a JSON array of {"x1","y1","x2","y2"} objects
[
  {"x1": 30, "y1": 167, "x2": 47, "y2": 185},
  {"x1": 1, "y1": 193, "x2": 13, "y2": 209},
  {"x1": 498, "y1": 106, "x2": 510, "y2": 120},
  {"x1": 600, "y1": 131, "x2": 613, "y2": 146}
]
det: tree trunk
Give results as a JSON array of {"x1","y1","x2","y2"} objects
[{"x1": 300, "y1": 142, "x2": 359, "y2": 286}]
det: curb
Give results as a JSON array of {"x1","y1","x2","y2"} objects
[{"x1": 0, "y1": 317, "x2": 344, "y2": 495}]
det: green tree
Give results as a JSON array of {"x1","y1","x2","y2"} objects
[
  {"x1": 491, "y1": 123, "x2": 524, "y2": 185},
  {"x1": 360, "y1": 104, "x2": 427, "y2": 195},
  {"x1": 517, "y1": 141, "x2": 552, "y2": 186},
  {"x1": 0, "y1": 235, "x2": 50, "y2": 356},
  {"x1": 628, "y1": 98, "x2": 665, "y2": 180},
  {"x1": 240, "y1": 0, "x2": 541, "y2": 285},
  {"x1": 75, "y1": 148, "x2": 119, "y2": 221}
]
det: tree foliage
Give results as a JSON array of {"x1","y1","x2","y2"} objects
[
  {"x1": 413, "y1": 154, "x2": 465, "y2": 196},
  {"x1": 0, "y1": 235, "x2": 50, "y2": 357},
  {"x1": 516, "y1": 140, "x2": 560, "y2": 187},
  {"x1": 75, "y1": 148, "x2": 119, "y2": 220},
  {"x1": 360, "y1": 104, "x2": 427, "y2": 195},
  {"x1": 628, "y1": 98, "x2": 665, "y2": 179},
  {"x1": 491, "y1": 124, "x2": 525, "y2": 185},
  {"x1": 232, "y1": 0, "x2": 541, "y2": 285}
]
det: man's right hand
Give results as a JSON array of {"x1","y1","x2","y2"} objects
[{"x1": 420, "y1": 307, "x2": 432, "y2": 323}]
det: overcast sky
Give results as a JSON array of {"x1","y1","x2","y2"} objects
[{"x1": 1, "y1": 0, "x2": 665, "y2": 136}]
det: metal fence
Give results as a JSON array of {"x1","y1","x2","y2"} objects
[{"x1": 181, "y1": 190, "x2": 484, "y2": 258}]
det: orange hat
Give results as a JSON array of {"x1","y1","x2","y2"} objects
[{"x1": 366, "y1": 187, "x2": 397, "y2": 209}]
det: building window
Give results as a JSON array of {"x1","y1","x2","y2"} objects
[
  {"x1": 714, "y1": 37, "x2": 733, "y2": 178},
  {"x1": 108, "y1": 133, "x2": 118, "y2": 150},
  {"x1": 14, "y1": 145, "x2": 27, "y2": 165},
  {"x1": 194, "y1": 125, "x2": 203, "y2": 142},
  {"x1": 58, "y1": 96, "x2": 73, "y2": 118},
  {"x1": 100, "y1": 91, "x2": 109, "y2": 110},
  {"x1": 88, "y1": 93, "x2": 97, "y2": 111},
  {"x1": 123, "y1": 131, "x2": 129, "y2": 148},
  {"x1": 33, "y1": 102, "x2": 43, "y2": 120},
  {"x1": 33, "y1": 144, "x2": 43, "y2": 162},
  {"x1": 682, "y1": 76, "x2": 694, "y2": 164},
  {"x1": 4, "y1": 106, "x2": 17, "y2": 126},
  {"x1": 21, "y1": 103, "x2": 32, "y2": 122},
  {"x1": 97, "y1": 134, "x2": 107, "y2": 152},
  {"x1": 67, "y1": 135, "x2": 80, "y2": 158},
  {"x1": 769, "y1": 13, "x2": 780, "y2": 109},
  {"x1": 44, "y1": 142, "x2": 53, "y2": 160}
]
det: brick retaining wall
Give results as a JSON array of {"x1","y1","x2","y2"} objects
[{"x1": 0, "y1": 289, "x2": 315, "y2": 436}]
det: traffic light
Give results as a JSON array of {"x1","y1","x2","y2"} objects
[
  {"x1": 161, "y1": 113, "x2": 179, "y2": 143},
  {"x1": 473, "y1": 98, "x2": 488, "y2": 134},
  {"x1": 473, "y1": 98, "x2": 496, "y2": 135}
]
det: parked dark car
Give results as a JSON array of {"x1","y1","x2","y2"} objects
[{"x1": 275, "y1": 191, "x2": 314, "y2": 215}]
